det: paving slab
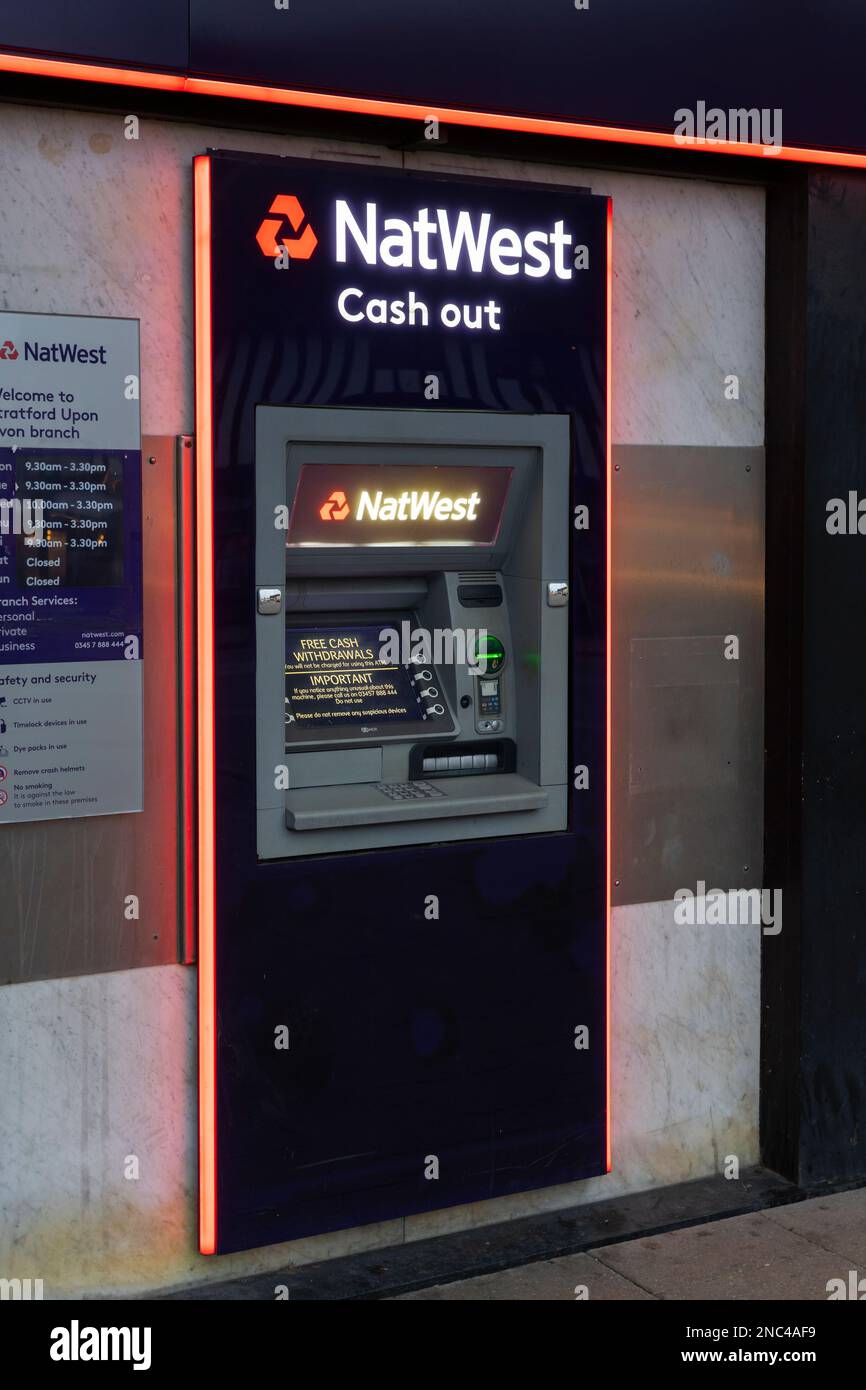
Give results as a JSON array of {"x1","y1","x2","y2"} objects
[
  {"x1": 160, "y1": 1166, "x2": 792, "y2": 1300},
  {"x1": 592, "y1": 1210, "x2": 850, "y2": 1300},
  {"x1": 394, "y1": 1253, "x2": 655, "y2": 1300},
  {"x1": 762, "y1": 1189, "x2": 866, "y2": 1268}
]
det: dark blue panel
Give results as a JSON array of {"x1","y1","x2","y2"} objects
[
  {"x1": 207, "y1": 152, "x2": 608, "y2": 1253},
  {"x1": 799, "y1": 168, "x2": 866, "y2": 1183},
  {"x1": 190, "y1": 0, "x2": 866, "y2": 156},
  {"x1": 0, "y1": 1, "x2": 187, "y2": 70},
  {"x1": 7, "y1": 2, "x2": 866, "y2": 157}
]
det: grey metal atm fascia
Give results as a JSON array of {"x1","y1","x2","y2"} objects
[{"x1": 255, "y1": 407, "x2": 571, "y2": 859}]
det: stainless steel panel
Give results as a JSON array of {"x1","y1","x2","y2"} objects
[
  {"x1": 0, "y1": 436, "x2": 188, "y2": 983},
  {"x1": 287, "y1": 747, "x2": 383, "y2": 789},
  {"x1": 612, "y1": 445, "x2": 764, "y2": 906},
  {"x1": 629, "y1": 636, "x2": 740, "y2": 794}
]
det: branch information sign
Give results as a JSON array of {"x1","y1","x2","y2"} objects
[{"x1": 0, "y1": 311, "x2": 143, "y2": 824}]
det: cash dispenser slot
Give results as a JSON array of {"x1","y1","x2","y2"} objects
[{"x1": 409, "y1": 738, "x2": 516, "y2": 777}]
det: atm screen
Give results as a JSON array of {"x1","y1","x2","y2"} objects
[{"x1": 284, "y1": 621, "x2": 446, "y2": 740}]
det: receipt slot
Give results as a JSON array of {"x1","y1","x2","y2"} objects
[{"x1": 256, "y1": 408, "x2": 570, "y2": 857}]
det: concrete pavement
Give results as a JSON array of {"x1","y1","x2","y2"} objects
[{"x1": 394, "y1": 1189, "x2": 866, "y2": 1300}]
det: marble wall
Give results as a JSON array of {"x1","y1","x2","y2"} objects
[
  {"x1": 0, "y1": 108, "x2": 764, "y2": 450},
  {"x1": 0, "y1": 899, "x2": 760, "y2": 1296},
  {"x1": 0, "y1": 103, "x2": 765, "y2": 1295}
]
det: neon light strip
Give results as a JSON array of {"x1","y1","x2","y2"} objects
[
  {"x1": 0, "y1": 51, "x2": 184, "y2": 90},
  {"x1": 2, "y1": 50, "x2": 866, "y2": 170},
  {"x1": 179, "y1": 446, "x2": 197, "y2": 966},
  {"x1": 193, "y1": 154, "x2": 217, "y2": 1256},
  {"x1": 605, "y1": 198, "x2": 613, "y2": 1174}
]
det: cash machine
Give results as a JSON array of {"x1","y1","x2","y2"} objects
[
  {"x1": 196, "y1": 149, "x2": 609, "y2": 1254},
  {"x1": 256, "y1": 408, "x2": 571, "y2": 859}
]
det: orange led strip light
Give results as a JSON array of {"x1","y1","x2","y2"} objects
[
  {"x1": 193, "y1": 154, "x2": 217, "y2": 1255},
  {"x1": 2, "y1": 51, "x2": 866, "y2": 169}
]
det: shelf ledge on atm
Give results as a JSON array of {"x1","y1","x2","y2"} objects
[{"x1": 284, "y1": 773, "x2": 547, "y2": 830}]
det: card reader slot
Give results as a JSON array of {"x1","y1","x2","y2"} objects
[{"x1": 285, "y1": 773, "x2": 547, "y2": 830}]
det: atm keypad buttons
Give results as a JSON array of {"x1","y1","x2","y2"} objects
[
  {"x1": 376, "y1": 780, "x2": 446, "y2": 800},
  {"x1": 408, "y1": 667, "x2": 447, "y2": 720}
]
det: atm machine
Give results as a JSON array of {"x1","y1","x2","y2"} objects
[
  {"x1": 256, "y1": 409, "x2": 571, "y2": 859},
  {"x1": 196, "y1": 150, "x2": 609, "y2": 1254}
]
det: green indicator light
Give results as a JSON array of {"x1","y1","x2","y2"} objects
[{"x1": 473, "y1": 634, "x2": 506, "y2": 674}]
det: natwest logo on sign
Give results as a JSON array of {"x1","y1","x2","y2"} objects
[
  {"x1": 0, "y1": 340, "x2": 108, "y2": 364},
  {"x1": 253, "y1": 185, "x2": 590, "y2": 334},
  {"x1": 256, "y1": 195, "x2": 318, "y2": 260},
  {"x1": 355, "y1": 488, "x2": 481, "y2": 522},
  {"x1": 288, "y1": 463, "x2": 512, "y2": 547},
  {"x1": 319, "y1": 490, "x2": 350, "y2": 521},
  {"x1": 335, "y1": 201, "x2": 585, "y2": 279},
  {"x1": 254, "y1": 194, "x2": 587, "y2": 280}
]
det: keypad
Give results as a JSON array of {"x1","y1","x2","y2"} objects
[{"x1": 375, "y1": 780, "x2": 446, "y2": 801}]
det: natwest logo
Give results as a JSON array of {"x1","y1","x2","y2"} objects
[
  {"x1": 319, "y1": 487, "x2": 480, "y2": 524},
  {"x1": 355, "y1": 488, "x2": 481, "y2": 523},
  {"x1": 255, "y1": 193, "x2": 585, "y2": 281},
  {"x1": 335, "y1": 200, "x2": 585, "y2": 280},
  {"x1": 256, "y1": 195, "x2": 318, "y2": 260},
  {"x1": 319, "y1": 490, "x2": 350, "y2": 521},
  {"x1": 1, "y1": 340, "x2": 107, "y2": 364},
  {"x1": 288, "y1": 463, "x2": 512, "y2": 547}
]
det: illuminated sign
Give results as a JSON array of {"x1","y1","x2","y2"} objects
[
  {"x1": 255, "y1": 194, "x2": 318, "y2": 260},
  {"x1": 335, "y1": 202, "x2": 579, "y2": 279},
  {"x1": 287, "y1": 463, "x2": 512, "y2": 546},
  {"x1": 253, "y1": 192, "x2": 591, "y2": 334}
]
